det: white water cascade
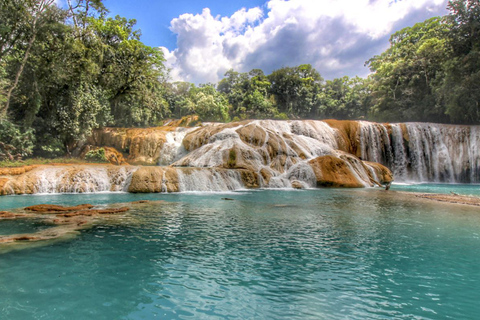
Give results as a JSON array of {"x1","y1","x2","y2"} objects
[
  {"x1": 158, "y1": 128, "x2": 194, "y2": 165},
  {"x1": 33, "y1": 166, "x2": 137, "y2": 194},
  {"x1": 176, "y1": 169, "x2": 245, "y2": 192},
  {"x1": 172, "y1": 120, "x2": 343, "y2": 190},
  {"x1": 358, "y1": 122, "x2": 480, "y2": 183},
  {"x1": 7, "y1": 119, "x2": 476, "y2": 196},
  {"x1": 170, "y1": 120, "x2": 384, "y2": 190}
]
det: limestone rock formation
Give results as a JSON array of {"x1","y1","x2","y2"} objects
[
  {"x1": 0, "y1": 119, "x2": 417, "y2": 195},
  {"x1": 128, "y1": 166, "x2": 179, "y2": 193}
]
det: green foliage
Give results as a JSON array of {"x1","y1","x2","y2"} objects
[
  {"x1": 317, "y1": 76, "x2": 371, "y2": 120},
  {"x1": 0, "y1": 157, "x2": 86, "y2": 168},
  {"x1": 441, "y1": 0, "x2": 480, "y2": 123},
  {"x1": 268, "y1": 64, "x2": 323, "y2": 117},
  {"x1": 2, "y1": 0, "x2": 169, "y2": 158},
  {"x1": 191, "y1": 85, "x2": 230, "y2": 122},
  {"x1": 367, "y1": 17, "x2": 451, "y2": 122},
  {"x1": 84, "y1": 148, "x2": 107, "y2": 163},
  {"x1": 0, "y1": 62, "x2": 8, "y2": 106},
  {"x1": 0, "y1": 118, "x2": 34, "y2": 160},
  {"x1": 0, "y1": 0, "x2": 33, "y2": 60}
]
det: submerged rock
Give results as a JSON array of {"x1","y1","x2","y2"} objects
[
  {"x1": 0, "y1": 200, "x2": 163, "y2": 253},
  {"x1": 25, "y1": 204, "x2": 95, "y2": 212}
]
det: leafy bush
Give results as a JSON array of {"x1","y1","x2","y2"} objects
[{"x1": 84, "y1": 148, "x2": 108, "y2": 163}]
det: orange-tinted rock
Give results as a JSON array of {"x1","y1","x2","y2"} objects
[
  {"x1": 96, "y1": 207, "x2": 129, "y2": 214},
  {"x1": 308, "y1": 155, "x2": 365, "y2": 188},
  {"x1": 239, "y1": 170, "x2": 260, "y2": 188},
  {"x1": 236, "y1": 123, "x2": 267, "y2": 147},
  {"x1": 323, "y1": 119, "x2": 362, "y2": 155},
  {"x1": 0, "y1": 178, "x2": 8, "y2": 193},
  {"x1": 0, "y1": 165, "x2": 37, "y2": 176},
  {"x1": 128, "y1": 166, "x2": 179, "y2": 193},
  {"x1": 87, "y1": 126, "x2": 177, "y2": 165},
  {"x1": 182, "y1": 121, "x2": 247, "y2": 151},
  {"x1": 399, "y1": 123, "x2": 409, "y2": 142},
  {"x1": 364, "y1": 161, "x2": 394, "y2": 185},
  {"x1": 57, "y1": 211, "x2": 95, "y2": 218},
  {"x1": 13, "y1": 236, "x2": 39, "y2": 241},
  {"x1": 163, "y1": 115, "x2": 200, "y2": 127},
  {"x1": 80, "y1": 146, "x2": 128, "y2": 165},
  {"x1": 0, "y1": 211, "x2": 19, "y2": 219},
  {"x1": 260, "y1": 168, "x2": 273, "y2": 185},
  {"x1": 291, "y1": 181, "x2": 304, "y2": 189},
  {"x1": 25, "y1": 204, "x2": 94, "y2": 213},
  {"x1": 55, "y1": 207, "x2": 129, "y2": 217}
]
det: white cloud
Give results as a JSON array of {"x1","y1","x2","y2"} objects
[{"x1": 161, "y1": 0, "x2": 448, "y2": 84}]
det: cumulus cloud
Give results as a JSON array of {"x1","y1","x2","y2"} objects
[{"x1": 161, "y1": 0, "x2": 448, "y2": 84}]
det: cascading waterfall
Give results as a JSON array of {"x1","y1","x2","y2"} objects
[
  {"x1": 6, "y1": 119, "x2": 477, "y2": 195},
  {"x1": 158, "y1": 128, "x2": 194, "y2": 165},
  {"x1": 358, "y1": 122, "x2": 480, "y2": 183},
  {"x1": 172, "y1": 120, "x2": 341, "y2": 190},
  {"x1": 176, "y1": 169, "x2": 245, "y2": 192},
  {"x1": 33, "y1": 166, "x2": 137, "y2": 193}
]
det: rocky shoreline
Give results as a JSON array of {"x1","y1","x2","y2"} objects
[{"x1": 412, "y1": 192, "x2": 480, "y2": 207}]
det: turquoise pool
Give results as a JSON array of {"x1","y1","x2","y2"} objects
[{"x1": 0, "y1": 187, "x2": 479, "y2": 319}]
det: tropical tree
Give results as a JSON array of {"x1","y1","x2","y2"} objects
[
  {"x1": 268, "y1": 64, "x2": 323, "y2": 118},
  {"x1": 317, "y1": 76, "x2": 372, "y2": 120},
  {"x1": 441, "y1": 0, "x2": 480, "y2": 123},
  {"x1": 367, "y1": 17, "x2": 451, "y2": 122}
]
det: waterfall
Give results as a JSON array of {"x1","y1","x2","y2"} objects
[
  {"x1": 158, "y1": 128, "x2": 193, "y2": 165},
  {"x1": 173, "y1": 120, "x2": 340, "y2": 189},
  {"x1": 269, "y1": 162, "x2": 317, "y2": 189},
  {"x1": 6, "y1": 119, "x2": 478, "y2": 196},
  {"x1": 176, "y1": 168, "x2": 245, "y2": 192},
  {"x1": 358, "y1": 122, "x2": 480, "y2": 183},
  {"x1": 33, "y1": 166, "x2": 137, "y2": 194}
]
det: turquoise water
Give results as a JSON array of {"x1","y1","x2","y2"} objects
[
  {"x1": 391, "y1": 183, "x2": 480, "y2": 196},
  {"x1": 1, "y1": 187, "x2": 480, "y2": 319}
]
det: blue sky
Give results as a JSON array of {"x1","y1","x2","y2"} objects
[
  {"x1": 104, "y1": 0, "x2": 267, "y2": 50},
  {"x1": 98, "y1": 0, "x2": 449, "y2": 84}
]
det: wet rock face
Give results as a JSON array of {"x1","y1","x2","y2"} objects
[
  {"x1": 365, "y1": 161, "x2": 394, "y2": 185},
  {"x1": 67, "y1": 118, "x2": 480, "y2": 185}
]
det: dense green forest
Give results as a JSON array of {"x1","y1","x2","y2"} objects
[{"x1": 0, "y1": 0, "x2": 479, "y2": 160}]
